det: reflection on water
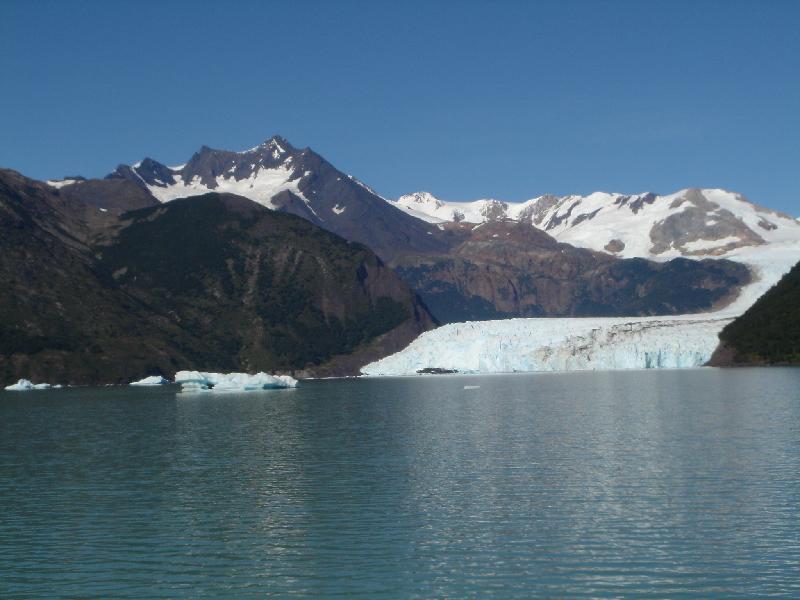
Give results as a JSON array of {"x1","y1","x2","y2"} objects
[{"x1": 1, "y1": 368, "x2": 799, "y2": 597}]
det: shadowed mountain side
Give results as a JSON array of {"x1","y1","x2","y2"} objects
[
  {"x1": 0, "y1": 170, "x2": 434, "y2": 384},
  {"x1": 389, "y1": 221, "x2": 751, "y2": 323}
]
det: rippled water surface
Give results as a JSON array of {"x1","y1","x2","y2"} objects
[{"x1": 2, "y1": 368, "x2": 800, "y2": 598}]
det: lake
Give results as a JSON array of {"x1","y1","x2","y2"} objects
[{"x1": 1, "y1": 368, "x2": 799, "y2": 598}]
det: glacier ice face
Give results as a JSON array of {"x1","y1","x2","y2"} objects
[
  {"x1": 129, "y1": 375, "x2": 170, "y2": 386},
  {"x1": 174, "y1": 371, "x2": 298, "y2": 393},
  {"x1": 361, "y1": 316, "x2": 732, "y2": 376},
  {"x1": 363, "y1": 243, "x2": 800, "y2": 376},
  {"x1": 4, "y1": 379, "x2": 53, "y2": 391}
]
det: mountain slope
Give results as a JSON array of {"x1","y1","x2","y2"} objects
[
  {"x1": 0, "y1": 170, "x2": 434, "y2": 384},
  {"x1": 96, "y1": 193, "x2": 435, "y2": 376},
  {"x1": 710, "y1": 260, "x2": 800, "y2": 365},
  {"x1": 390, "y1": 220, "x2": 751, "y2": 323}
]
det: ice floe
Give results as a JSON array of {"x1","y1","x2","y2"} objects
[
  {"x1": 174, "y1": 371, "x2": 298, "y2": 393},
  {"x1": 4, "y1": 379, "x2": 58, "y2": 391},
  {"x1": 129, "y1": 375, "x2": 170, "y2": 386}
]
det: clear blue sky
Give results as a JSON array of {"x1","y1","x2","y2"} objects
[{"x1": 1, "y1": 0, "x2": 798, "y2": 213}]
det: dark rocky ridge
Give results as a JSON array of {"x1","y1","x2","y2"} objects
[{"x1": 0, "y1": 169, "x2": 434, "y2": 385}]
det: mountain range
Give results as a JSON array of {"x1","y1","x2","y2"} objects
[
  {"x1": 48, "y1": 136, "x2": 779, "y2": 323},
  {"x1": 3, "y1": 134, "x2": 799, "y2": 384}
]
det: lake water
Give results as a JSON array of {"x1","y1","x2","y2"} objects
[{"x1": 1, "y1": 368, "x2": 799, "y2": 598}]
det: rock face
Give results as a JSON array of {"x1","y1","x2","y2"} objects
[
  {"x1": 0, "y1": 169, "x2": 434, "y2": 385},
  {"x1": 709, "y1": 260, "x2": 800, "y2": 366},
  {"x1": 390, "y1": 221, "x2": 751, "y2": 323}
]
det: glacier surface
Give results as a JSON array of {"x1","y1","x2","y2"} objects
[{"x1": 174, "y1": 371, "x2": 298, "y2": 393}]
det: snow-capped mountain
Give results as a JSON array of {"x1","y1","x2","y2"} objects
[
  {"x1": 101, "y1": 136, "x2": 448, "y2": 261},
  {"x1": 393, "y1": 189, "x2": 800, "y2": 260}
]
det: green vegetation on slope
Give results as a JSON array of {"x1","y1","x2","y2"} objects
[{"x1": 717, "y1": 260, "x2": 800, "y2": 364}]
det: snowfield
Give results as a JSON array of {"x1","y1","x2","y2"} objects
[{"x1": 393, "y1": 189, "x2": 800, "y2": 260}]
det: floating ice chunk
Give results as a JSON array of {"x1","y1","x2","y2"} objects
[
  {"x1": 130, "y1": 375, "x2": 170, "y2": 386},
  {"x1": 173, "y1": 371, "x2": 298, "y2": 393},
  {"x1": 4, "y1": 379, "x2": 52, "y2": 391}
]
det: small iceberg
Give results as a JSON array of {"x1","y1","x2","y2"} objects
[
  {"x1": 4, "y1": 379, "x2": 54, "y2": 391},
  {"x1": 174, "y1": 371, "x2": 298, "y2": 393},
  {"x1": 463, "y1": 385, "x2": 480, "y2": 390},
  {"x1": 130, "y1": 375, "x2": 170, "y2": 386}
]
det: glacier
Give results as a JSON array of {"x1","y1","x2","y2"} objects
[
  {"x1": 362, "y1": 315, "x2": 730, "y2": 375},
  {"x1": 174, "y1": 371, "x2": 298, "y2": 393},
  {"x1": 363, "y1": 242, "x2": 800, "y2": 376}
]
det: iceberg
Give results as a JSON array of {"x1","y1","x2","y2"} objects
[
  {"x1": 173, "y1": 371, "x2": 298, "y2": 393},
  {"x1": 4, "y1": 379, "x2": 53, "y2": 391},
  {"x1": 129, "y1": 375, "x2": 170, "y2": 386}
]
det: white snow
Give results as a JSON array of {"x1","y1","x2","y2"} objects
[
  {"x1": 130, "y1": 375, "x2": 170, "y2": 386},
  {"x1": 143, "y1": 165, "x2": 308, "y2": 208},
  {"x1": 394, "y1": 192, "x2": 505, "y2": 224},
  {"x1": 4, "y1": 379, "x2": 54, "y2": 391},
  {"x1": 46, "y1": 179, "x2": 81, "y2": 189},
  {"x1": 392, "y1": 189, "x2": 800, "y2": 260},
  {"x1": 174, "y1": 371, "x2": 298, "y2": 393}
]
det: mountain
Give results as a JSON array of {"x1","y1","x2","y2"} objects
[
  {"x1": 393, "y1": 189, "x2": 800, "y2": 259},
  {"x1": 0, "y1": 169, "x2": 434, "y2": 385},
  {"x1": 709, "y1": 260, "x2": 800, "y2": 366},
  {"x1": 102, "y1": 136, "x2": 447, "y2": 261},
  {"x1": 389, "y1": 220, "x2": 751, "y2": 323}
]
